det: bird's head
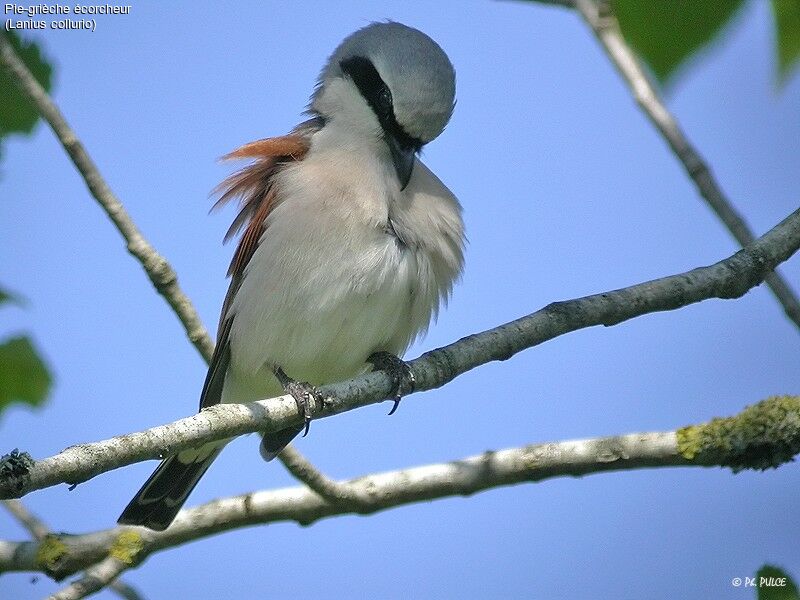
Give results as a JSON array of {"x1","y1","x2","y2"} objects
[{"x1": 311, "y1": 21, "x2": 456, "y2": 189}]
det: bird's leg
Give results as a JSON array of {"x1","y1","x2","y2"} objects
[
  {"x1": 272, "y1": 366, "x2": 318, "y2": 437},
  {"x1": 367, "y1": 352, "x2": 416, "y2": 415}
]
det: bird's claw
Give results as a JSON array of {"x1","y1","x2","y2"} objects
[
  {"x1": 274, "y1": 367, "x2": 318, "y2": 436},
  {"x1": 388, "y1": 396, "x2": 402, "y2": 416},
  {"x1": 367, "y1": 352, "x2": 416, "y2": 415},
  {"x1": 287, "y1": 381, "x2": 313, "y2": 437}
]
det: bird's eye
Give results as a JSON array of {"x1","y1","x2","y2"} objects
[{"x1": 377, "y1": 86, "x2": 392, "y2": 113}]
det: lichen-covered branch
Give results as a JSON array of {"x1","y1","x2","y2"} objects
[
  {"x1": 676, "y1": 395, "x2": 800, "y2": 471},
  {"x1": 1, "y1": 500, "x2": 144, "y2": 600},
  {"x1": 574, "y1": 0, "x2": 800, "y2": 330},
  {"x1": 1, "y1": 396, "x2": 797, "y2": 580},
  {"x1": 1, "y1": 205, "x2": 799, "y2": 500}
]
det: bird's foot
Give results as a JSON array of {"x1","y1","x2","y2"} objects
[
  {"x1": 367, "y1": 352, "x2": 416, "y2": 415},
  {"x1": 273, "y1": 367, "x2": 319, "y2": 437}
]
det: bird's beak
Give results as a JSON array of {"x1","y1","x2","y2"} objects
[{"x1": 386, "y1": 134, "x2": 415, "y2": 190}]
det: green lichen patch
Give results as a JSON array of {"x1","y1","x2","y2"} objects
[
  {"x1": 677, "y1": 395, "x2": 800, "y2": 472},
  {"x1": 35, "y1": 535, "x2": 68, "y2": 575},
  {"x1": 110, "y1": 530, "x2": 145, "y2": 565}
]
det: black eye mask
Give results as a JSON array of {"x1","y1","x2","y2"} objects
[{"x1": 339, "y1": 56, "x2": 423, "y2": 154}]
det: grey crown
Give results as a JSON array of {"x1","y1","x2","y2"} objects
[{"x1": 312, "y1": 21, "x2": 456, "y2": 143}]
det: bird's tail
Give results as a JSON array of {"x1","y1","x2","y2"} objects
[
  {"x1": 117, "y1": 442, "x2": 225, "y2": 531},
  {"x1": 259, "y1": 424, "x2": 305, "y2": 462}
]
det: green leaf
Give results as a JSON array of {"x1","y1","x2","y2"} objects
[
  {"x1": 0, "y1": 31, "x2": 53, "y2": 141},
  {"x1": 612, "y1": 0, "x2": 745, "y2": 86},
  {"x1": 0, "y1": 285, "x2": 26, "y2": 308},
  {"x1": 772, "y1": 0, "x2": 800, "y2": 82},
  {"x1": 757, "y1": 565, "x2": 800, "y2": 600},
  {"x1": 0, "y1": 336, "x2": 52, "y2": 413}
]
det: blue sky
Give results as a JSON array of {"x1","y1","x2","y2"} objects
[{"x1": 2, "y1": 1, "x2": 799, "y2": 598}]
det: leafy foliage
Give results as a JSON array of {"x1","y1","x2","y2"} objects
[
  {"x1": 0, "y1": 287, "x2": 52, "y2": 414},
  {"x1": 772, "y1": 0, "x2": 800, "y2": 82},
  {"x1": 757, "y1": 565, "x2": 799, "y2": 600},
  {"x1": 520, "y1": 0, "x2": 800, "y2": 87},
  {"x1": 0, "y1": 337, "x2": 52, "y2": 413},
  {"x1": 0, "y1": 286, "x2": 25, "y2": 307},
  {"x1": 612, "y1": 0, "x2": 745, "y2": 86}
]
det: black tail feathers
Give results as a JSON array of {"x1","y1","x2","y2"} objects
[
  {"x1": 259, "y1": 424, "x2": 305, "y2": 462},
  {"x1": 118, "y1": 443, "x2": 224, "y2": 531}
]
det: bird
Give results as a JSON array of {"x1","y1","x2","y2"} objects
[{"x1": 118, "y1": 21, "x2": 465, "y2": 531}]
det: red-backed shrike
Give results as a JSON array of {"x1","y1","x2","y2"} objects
[{"x1": 119, "y1": 21, "x2": 464, "y2": 530}]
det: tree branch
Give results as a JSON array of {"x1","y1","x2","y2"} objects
[
  {"x1": 1, "y1": 205, "x2": 798, "y2": 500},
  {"x1": 2, "y1": 499, "x2": 49, "y2": 539},
  {"x1": 48, "y1": 556, "x2": 133, "y2": 600},
  {"x1": 276, "y1": 446, "x2": 372, "y2": 508},
  {"x1": 0, "y1": 32, "x2": 214, "y2": 363},
  {"x1": 2, "y1": 500, "x2": 144, "y2": 600},
  {"x1": 2, "y1": 394, "x2": 797, "y2": 580},
  {"x1": 574, "y1": 0, "x2": 800, "y2": 330}
]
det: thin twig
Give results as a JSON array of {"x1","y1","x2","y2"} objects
[
  {"x1": 0, "y1": 32, "x2": 214, "y2": 362},
  {"x1": 98, "y1": 580, "x2": 143, "y2": 600},
  {"x1": 2, "y1": 205, "x2": 798, "y2": 500},
  {"x1": 1, "y1": 500, "x2": 144, "y2": 600},
  {"x1": 575, "y1": 0, "x2": 800, "y2": 330},
  {"x1": 276, "y1": 446, "x2": 372, "y2": 508},
  {"x1": 2, "y1": 499, "x2": 49, "y2": 538},
  {"x1": 48, "y1": 557, "x2": 131, "y2": 600}
]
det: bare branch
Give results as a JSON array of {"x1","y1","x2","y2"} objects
[
  {"x1": 276, "y1": 446, "x2": 372, "y2": 508},
  {"x1": 0, "y1": 32, "x2": 214, "y2": 363},
  {"x1": 2, "y1": 499, "x2": 49, "y2": 539},
  {"x1": 2, "y1": 501, "x2": 144, "y2": 600},
  {"x1": 96, "y1": 579, "x2": 144, "y2": 600},
  {"x1": 48, "y1": 556, "x2": 131, "y2": 600},
  {"x1": 3, "y1": 394, "x2": 798, "y2": 580},
  {"x1": 574, "y1": 0, "x2": 800, "y2": 330},
  {"x1": 1, "y1": 206, "x2": 798, "y2": 500}
]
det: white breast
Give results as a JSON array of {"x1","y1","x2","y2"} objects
[{"x1": 222, "y1": 126, "x2": 464, "y2": 404}]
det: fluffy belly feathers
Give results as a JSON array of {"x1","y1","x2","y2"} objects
[
  {"x1": 220, "y1": 152, "x2": 463, "y2": 406},
  {"x1": 224, "y1": 212, "x2": 428, "y2": 402}
]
